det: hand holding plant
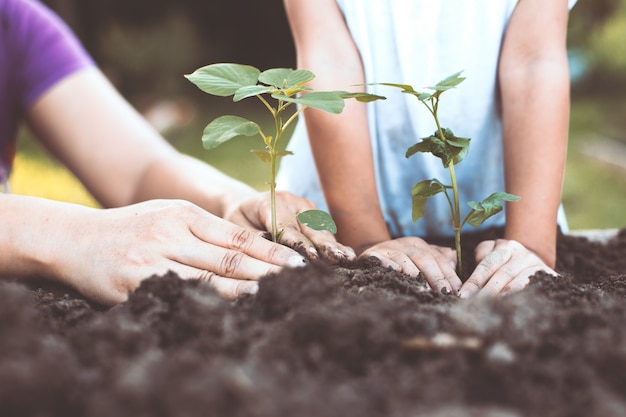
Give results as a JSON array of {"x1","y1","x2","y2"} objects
[{"x1": 186, "y1": 63, "x2": 384, "y2": 243}]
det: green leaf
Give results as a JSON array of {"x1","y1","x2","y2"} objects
[
  {"x1": 338, "y1": 91, "x2": 387, "y2": 103},
  {"x1": 259, "y1": 68, "x2": 315, "y2": 89},
  {"x1": 411, "y1": 179, "x2": 447, "y2": 221},
  {"x1": 251, "y1": 149, "x2": 271, "y2": 163},
  {"x1": 276, "y1": 91, "x2": 346, "y2": 114},
  {"x1": 185, "y1": 63, "x2": 260, "y2": 97},
  {"x1": 464, "y1": 192, "x2": 521, "y2": 227},
  {"x1": 297, "y1": 210, "x2": 337, "y2": 234},
  {"x1": 406, "y1": 128, "x2": 470, "y2": 166},
  {"x1": 202, "y1": 115, "x2": 260, "y2": 149},
  {"x1": 372, "y1": 82, "x2": 416, "y2": 93},
  {"x1": 276, "y1": 150, "x2": 294, "y2": 157},
  {"x1": 370, "y1": 82, "x2": 430, "y2": 101},
  {"x1": 427, "y1": 71, "x2": 466, "y2": 92},
  {"x1": 233, "y1": 85, "x2": 275, "y2": 101}
]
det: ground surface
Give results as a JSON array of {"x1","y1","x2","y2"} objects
[{"x1": 1, "y1": 227, "x2": 625, "y2": 417}]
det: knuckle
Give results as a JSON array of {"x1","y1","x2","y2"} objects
[
  {"x1": 219, "y1": 250, "x2": 246, "y2": 277},
  {"x1": 228, "y1": 227, "x2": 255, "y2": 250},
  {"x1": 464, "y1": 279, "x2": 483, "y2": 292},
  {"x1": 196, "y1": 270, "x2": 218, "y2": 285}
]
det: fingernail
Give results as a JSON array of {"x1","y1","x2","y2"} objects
[
  {"x1": 308, "y1": 246, "x2": 319, "y2": 258},
  {"x1": 459, "y1": 290, "x2": 469, "y2": 299},
  {"x1": 245, "y1": 283, "x2": 259, "y2": 295},
  {"x1": 288, "y1": 255, "x2": 307, "y2": 268}
]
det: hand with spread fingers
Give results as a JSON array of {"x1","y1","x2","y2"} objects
[
  {"x1": 459, "y1": 239, "x2": 557, "y2": 299},
  {"x1": 359, "y1": 237, "x2": 462, "y2": 294}
]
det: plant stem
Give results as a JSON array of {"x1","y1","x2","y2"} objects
[
  {"x1": 448, "y1": 161, "x2": 463, "y2": 278},
  {"x1": 430, "y1": 98, "x2": 463, "y2": 278},
  {"x1": 269, "y1": 107, "x2": 283, "y2": 242}
]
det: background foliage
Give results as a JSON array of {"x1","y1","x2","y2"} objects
[{"x1": 12, "y1": 0, "x2": 626, "y2": 230}]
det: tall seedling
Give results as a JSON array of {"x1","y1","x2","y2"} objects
[
  {"x1": 186, "y1": 63, "x2": 383, "y2": 243},
  {"x1": 376, "y1": 72, "x2": 520, "y2": 278}
]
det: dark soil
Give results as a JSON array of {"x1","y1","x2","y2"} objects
[{"x1": 1, "y1": 227, "x2": 625, "y2": 417}]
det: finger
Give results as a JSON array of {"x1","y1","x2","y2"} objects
[
  {"x1": 459, "y1": 244, "x2": 515, "y2": 298},
  {"x1": 499, "y1": 262, "x2": 557, "y2": 296},
  {"x1": 286, "y1": 226, "x2": 357, "y2": 264},
  {"x1": 413, "y1": 252, "x2": 460, "y2": 293},
  {"x1": 479, "y1": 257, "x2": 530, "y2": 297},
  {"x1": 474, "y1": 240, "x2": 497, "y2": 263},
  {"x1": 172, "y1": 240, "x2": 295, "y2": 281},
  {"x1": 276, "y1": 226, "x2": 321, "y2": 260},
  {"x1": 174, "y1": 264, "x2": 259, "y2": 299},
  {"x1": 189, "y1": 215, "x2": 307, "y2": 269},
  {"x1": 360, "y1": 250, "x2": 404, "y2": 273},
  {"x1": 196, "y1": 273, "x2": 259, "y2": 299},
  {"x1": 435, "y1": 245, "x2": 458, "y2": 270}
]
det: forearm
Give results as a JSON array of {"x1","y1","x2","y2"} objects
[
  {"x1": 304, "y1": 107, "x2": 391, "y2": 253},
  {"x1": 286, "y1": 0, "x2": 390, "y2": 251},
  {"x1": 499, "y1": 28, "x2": 570, "y2": 267},
  {"x1": 0, "y1": 194, "x2": 91, "y2": 281},
  {"x1": 129, "y1": 152, "x2": 257, "y2": 218}
]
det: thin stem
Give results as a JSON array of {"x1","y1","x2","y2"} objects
[
  {"x1": 269, "y1": 104, "x2": 283, "y2": 242},
  {"x1": 283, "y1": 105, "x2": 306, "y2": 132},
  {"x1": 257, "y1": 95, "x2": 276, "y2": 117},
  {"x1": 448, "y1": 161, "x2": 463, "y2": 278},
  {"x1": 430, "y1": 99, "x2": 464, "y2": 278}
]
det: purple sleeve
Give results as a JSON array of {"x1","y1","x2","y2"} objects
[
  {"x1": 7, "y1": 0, "x2": 95, "y2": 109},
  {"x1": 0, "y1": 0, "x2": 95, "y2": 185}
]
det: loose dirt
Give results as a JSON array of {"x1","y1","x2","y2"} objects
[{"x1": 1, "y1": 227, "x2": 624, "y2": 417}]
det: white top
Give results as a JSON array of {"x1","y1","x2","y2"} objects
[{"x1": 277, "y1": 0, "x2": 576, "y2": 238}]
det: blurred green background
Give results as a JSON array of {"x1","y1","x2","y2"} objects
[{"x1": 12, "y1": 0, "x2": 626, "y2": 230}]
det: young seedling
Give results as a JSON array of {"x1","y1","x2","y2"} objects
[
  {"x1": 186, "y1": 63, "x2": 383, "y2": 243},
  {"x1": 376, "y1": 72, "x2": 520, "y2": 278}
]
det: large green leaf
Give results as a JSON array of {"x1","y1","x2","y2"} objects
[
  {"x1": 411, "y1": 179, "x2": 447, "y2": 221},
  {"x1": 275, "y1": 91, "x2": 346, "y2": 114},
  {"x1": 464, "y1": 192, "x2": 521, "y2": 227},
  {"x1": 185, "y1": 63, "x2": 260, "y2": 97},
  {"x1": 259, "y1": 68, "x2": 315, "y2": 89},
  {"x1": 297, "y1": 210, "x2": 337, "y2": 234},
  {"x1": 202, "y1": 115, "x2": 260, "y2": 149}
]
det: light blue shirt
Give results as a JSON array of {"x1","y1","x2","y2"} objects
[{"x1": 277, "y1": 0, "x2": 575, "y2": 238}]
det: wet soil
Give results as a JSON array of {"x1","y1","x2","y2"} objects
[{"x1": 1, "y1": 227, "x2": 625, "y2": 417}]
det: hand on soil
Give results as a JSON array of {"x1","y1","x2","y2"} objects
[
  {"x1": 359, "y1": 237, "x2": 462, "y2": 293},
  {"x1": 224, "y1": 191, "x2": 356, "y2": 264},
  {"x1": 43, "y1": 199, "x2": 308, "y2": 306},
  {"x1": 459, "y1": 238, "x2": 557, "y2": 298}
]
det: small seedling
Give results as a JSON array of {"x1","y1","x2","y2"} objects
[
  {"x1": 376, "y1": 72, "x2": 520, "y2": 278},
  {"x1": 186, "y1": 63, "x2": 384, "y2": 242}
]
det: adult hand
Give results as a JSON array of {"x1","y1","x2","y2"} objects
[
  {"x1": 224, "y1": 191, "x2": 356, "y2": 264},
  {"x1": 51, "y1": 199, "x2": 308, "y2": 306},
  {"x1": 359, "y1": 237, "x2": 461, "y2": 293},
  {"x1": 458, "y1": 239, "x2": 556, "y2": 298}
]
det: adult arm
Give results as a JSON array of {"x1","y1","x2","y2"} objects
[
  {"x1": 0, "y1": 194, "x2": 308, "y2": 306},
  {"x1": 25, "y1": 67, "x2": 353, "y2": 262},
  {"x1": 459, "y1": 0, "x2": 570, "y2": 297}
]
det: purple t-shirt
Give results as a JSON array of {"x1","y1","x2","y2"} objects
[{"x1": 0, "y1": 0, "x2": 94, "y2": 186}]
